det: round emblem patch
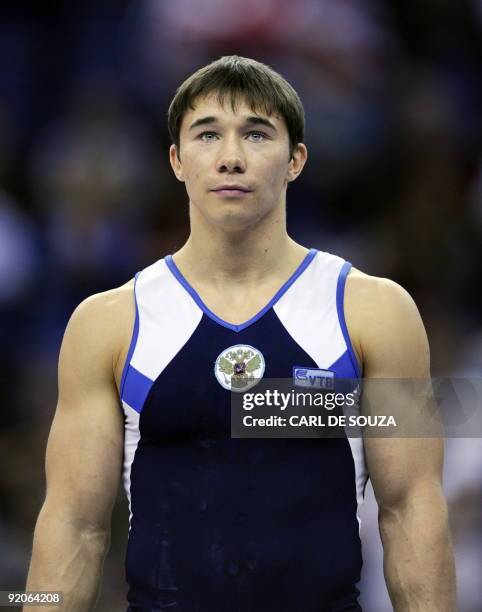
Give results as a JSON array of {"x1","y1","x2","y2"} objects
[{"x1": 214, "y1": 344, "x2": 265, "y2": 392}]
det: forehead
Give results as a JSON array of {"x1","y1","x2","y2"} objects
[{"x1": 181, "y1": 93, "x2": 286, "y2": 131}]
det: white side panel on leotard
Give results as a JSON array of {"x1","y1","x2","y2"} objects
[
  {"x1": 122, "y1": 402, "x2": 140, "y2": 526},
  {"x1": 130, "y1": 259, "x2": 203, "y2": 381},
  {"x1": 273, "y1": 251, "x2": 346, "y2": 368}
]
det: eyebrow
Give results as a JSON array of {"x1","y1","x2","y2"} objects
[{"x1": 188, "y1": 115, "x2": 278, "y2": 132}]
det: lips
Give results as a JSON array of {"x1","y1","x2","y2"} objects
[
  {"x1": 212, "y1": 185, "x2": 252, "y2": 193},
  {"x1": 211, "y1": 184, "x2": 252, "y2": 197}
]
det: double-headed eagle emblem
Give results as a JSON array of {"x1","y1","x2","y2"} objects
[{"x1": 215, "y1": 345, "x2": 265, "y2": 391}]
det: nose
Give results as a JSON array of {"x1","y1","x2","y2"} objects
[{"x1": 216, "y1": 135, "x2": 246, "y2": 174}]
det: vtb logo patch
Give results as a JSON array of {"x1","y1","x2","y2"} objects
[{"x1": 293, "y1": 367, "x2": 334, "y2": 389}]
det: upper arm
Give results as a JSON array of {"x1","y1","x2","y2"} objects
[
  {"x1": 345, "y1": 272, "x2": 443, "y2": 509},
  {"x1": 43, "y1": 285, "x2": 134, "y2": 531}
]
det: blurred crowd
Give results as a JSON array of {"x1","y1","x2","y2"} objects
[{"x1": 0, "y1": 1, "x2": 481, "y2": 610}]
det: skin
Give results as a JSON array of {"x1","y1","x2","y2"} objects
[
  {"x1": 25, "y1": 93, "x2": 456, "y2": 611},
  {"x1": 168, "y1": 93, "x2": 310, "y2": 323}
]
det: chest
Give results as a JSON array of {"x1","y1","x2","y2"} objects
[{"x1": 119, "y1": 251, "x2": 359, "y2": 420}]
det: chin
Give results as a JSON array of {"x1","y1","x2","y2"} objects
[
  {"x1": 191, "y1": 197, "x2": 277, "y2": 231},
  {"x1": 211, "y1": 210, "x2": 262, "y2": 232},
  {"x1": 214, "y1": 202, "x2": 276, "y2": 230}
]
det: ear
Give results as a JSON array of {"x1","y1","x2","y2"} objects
[
  {"x1": 169, "y1": 144, "x2": 184, "y2": 182},
  {"x1": 286, "y1": 143, "x2": 308, "y2": 183}
]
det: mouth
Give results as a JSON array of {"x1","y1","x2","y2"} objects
[{"x1": 211, "y1": 185, "x2": 252, "y2": 198}]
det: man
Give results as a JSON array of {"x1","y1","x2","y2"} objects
[{"x1": 26, "y1": 56, "x2": 456, "y2": 611}]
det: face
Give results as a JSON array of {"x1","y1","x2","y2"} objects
[{"x1": 169, "y1": 94, "x2": 307, "y2": 230}]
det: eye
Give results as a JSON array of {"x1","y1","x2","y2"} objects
[
  {"x1": 198, "y1": 131, "x2": 219, "y2": 142},
  {"x1": 247, "y1": 131, "x2": 268, "y2": 142}
]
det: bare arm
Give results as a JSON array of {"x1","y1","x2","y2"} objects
[
  {"x1": 346, "y1": 272, "x2": 456, "y2": 611},
  {"x1": 25, "y1": 285, "x2": 134, "y2": 611}
]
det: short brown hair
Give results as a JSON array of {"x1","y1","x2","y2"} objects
[{"x1": 167, "y1": 55, "x2": 305, "y2": 157}]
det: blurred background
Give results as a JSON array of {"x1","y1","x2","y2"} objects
[{"x1": 0, "y1": 1, "x2": 481, "y2": 610}]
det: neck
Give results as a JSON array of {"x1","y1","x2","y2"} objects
[{"x1": 173, "y1": 201, "x2": 307, "y2": 286}]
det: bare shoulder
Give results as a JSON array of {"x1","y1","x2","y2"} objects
[
  {"x1": 61, "y1": 278, "x2": 136, "y2": 390},
  {"x1": 344, "y1": 267, "x2": 419, "y2": 322},
  {"x1": 344, "y1": 268, "x2": 430, "y2": 377},
  {"x1": 70, "y1": 278, "x2": 134, "y2": 326}
]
